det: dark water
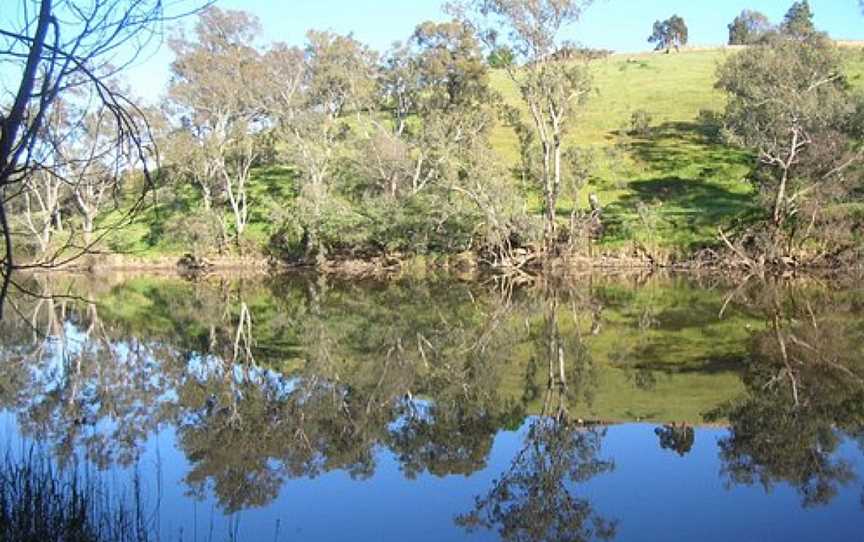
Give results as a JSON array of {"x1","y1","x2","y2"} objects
[{"x1": 0, "y1": 272, "x2": 862, "y2": 541}]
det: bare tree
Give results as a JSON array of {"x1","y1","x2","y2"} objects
[{"x1": 0, "y1": 0, "x2": 210, "y2": 317}]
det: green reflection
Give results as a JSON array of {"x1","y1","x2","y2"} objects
[{"x1": 0, "y1": 272, "x2": 861, "y2": 520}]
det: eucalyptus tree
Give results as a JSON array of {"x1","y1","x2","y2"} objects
[
  {"x1": 0, "y1": 0, "x2": 204, "y2": 316},
  {"x1": 709, "y1": 284, "x2": 864, "y2": 508},
  {"x1": 781, "y1": 0, "x2": 816, "y2": 38},
  {"x1": 61, "y1": 104, "x2": 134, "y2": 244},
  {"x1": 167, "y1": 6, "x2": 270, "y2": 249},
  {"x1": 648, "y1": 15, "x2": 689, "y2": 53},
  {"x1": 275, "y1": 31, "x2": 378, "y2": 258},
  {"x1": 716, "y1": 33, "x2": 862, "y2": 241},
  {"x1": 366, "y1": 20, "x2": 495, "y2": 199},
  {"x1": 727, "y1": 10, "x2": 772, "y2": 45},
  {"x1": 14, "y1": 98, "x2": 70, "y2": 257},
  {"x1": 449, "y1": 0, "x2": 595, "y2": 255}
]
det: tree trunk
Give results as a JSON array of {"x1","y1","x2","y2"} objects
[
  {"x1": 542, "y1": 142, "x2": 556, "y2": 254},
  {"x1": 773, "y1": 168, "x2": 789, "y2": 227},
  {"x1": 0, "y1": 200, "x2": 12, "y2": 320},
  {"x1": 82, "y1": 213, "x2": 94, "y2": 245}
]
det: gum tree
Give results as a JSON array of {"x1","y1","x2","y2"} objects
[
  {"x1": 648, "y1": 15, "x2": 688, "y2": 53},
  {"x1": 781, "y1": 0, "x2": 815, "y2": 38},
  {"x1": 167, "y1": 6, "x2": 268, "y2": 250},
  {"x1": 276, "y1": 31, "x2": 378, "y2": 258},
  {"x1": 449, "y1": 0, "x2": 595, "y2": 255},
  {"x1": 716, "y1": 33, "x2": 863, "y2": 251},
  {"x1": 728, "y1": 10, "x2": 772, "y2": 45}
]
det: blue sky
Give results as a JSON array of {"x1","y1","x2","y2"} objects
[{"x1": 124, "y1": 0, "x2": 864, "y2": 102}]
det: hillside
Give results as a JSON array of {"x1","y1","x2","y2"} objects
[
  {"x1": 103, "y1": 47, "x2": 864, "y2": 261},
  {"x1": 492, "y1": 48, "x2": 755, "y2": 252}
]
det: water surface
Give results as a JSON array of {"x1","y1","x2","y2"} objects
[{"x1": 0, "y1": 273, "x2": 862, "y2": 541}]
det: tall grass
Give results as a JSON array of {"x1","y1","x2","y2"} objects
[{"x1": 0, "y1": 448, "x2": 150, "y2": 542}]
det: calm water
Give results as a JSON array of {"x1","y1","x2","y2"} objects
[{"x1": 0, "y1": 272, "x2": 862, "y2": 541}]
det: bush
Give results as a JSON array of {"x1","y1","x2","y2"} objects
[
  {"x1": 697, "y1": 109, "x2": 723, "y2": 142},
  {"x1": 629, "y1": 110, "x2": 653, "y2": 136},
  {"x1": 161, "y1": 208, "x2": 223, "y2": 254},
  {"x1": 268, "y1": 193, "x2": 496, "y2": 263}
]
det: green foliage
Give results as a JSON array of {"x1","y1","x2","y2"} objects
[
  {"x1": 728, "y1": 9, "x2": 772, "y2": 45},
  {"x1": 161, "y1": 208, "x2": 224, "y2": 254},
  {"x1": 628, "y1": 109, "x2": 653, "y2": 136},
  {"x1": 781, "y1": 0, "x2": 816, "y2": 38},
  {"x1": 648, "y1": 15, "x2": 689, "y2": 53},
  {"x1": 488, "y1": 46, "x2": 515, "y2": 68},
  {"x1": 716, "y1": 33, "x2": 863, "y2": 234},
  {"x1": 45, "y1": 40, "x2": 864, "y2": 264}
]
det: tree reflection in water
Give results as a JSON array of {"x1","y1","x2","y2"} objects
[
  {"x1": 457, "y1": 288, "x2": 617, "y2": 542},
  {"x1": 708, "y1": 282, "x2": 864, "y2": 507},
  {"x1": 654, "y1": 423, "x2": 695, "y2": 457},
  {"x1": 0, "y1": 272, "x2": 863, "y2": 527}
]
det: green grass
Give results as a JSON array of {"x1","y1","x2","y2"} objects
[
  {"x1": 97, "y1": 47, "x2": 864, "y2": 260},
  {"x1": 491, "y1": 49, "x2": 760, "y2": 251}
]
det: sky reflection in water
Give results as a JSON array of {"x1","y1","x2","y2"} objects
[{"x1": 0, "y1": 273, "x2": 862, "y2": 541}]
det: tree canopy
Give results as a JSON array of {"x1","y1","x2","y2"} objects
[
  {"x1": 648, "y1": 15, "x2": 688, "y2": 53},
  {"x1": 781, "y1": 0, "x2": 816, "y2": 38},
  {"x1": 716, "y1": 31, "x2": 863, "y2": 262},
  {"x1": 728, "y1": 10, "x2": 772, "y2": 45}
]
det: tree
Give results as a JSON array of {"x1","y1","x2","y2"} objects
[
  {"x1": 450, "y1": 0, "x2": 595, "y2": 255},
  {"x1": 648, "y1": 15, "x2": 688, "y2": 53},
  {"x1": 362, "y1": 20, "x2": 494, "y2": 200},
  {"x1": 707, "y1": 284, "x2": 864, "y2": 507},
  {"x1": 781, "y1": 0, "x2": 816, "y2": 38},
  {"x1": 488, "y1": 46, "x2": 515, "y2": 68},
  {"x1": 17, "y1": 102, "x2": 69, "y2": 257},
  {"x1": 0, "y1": 0, "x2": 206, "y2": 318},
  {"x1": 167, "y1": 6, "x2": 270, "y2": 250},
  {"x1": 716, "y1": 33, "x2": 862, "y2": 235},
  {"x1": 276, "y1": 30, "x2": 378, "y2": 259},
  {"x1": 728, "y1": 10, "x2": 772, "y2": 45}
]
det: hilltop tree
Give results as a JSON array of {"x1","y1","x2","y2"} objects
[
  {"x1": 781, "y1": 1, "x2": 816, "y2": 38},
  {"x1": 716, "y1": 33, "x2": 863, "y2": 244},
  {"x1": 648, "y1": 15, "x2": 688, "y2": 53},
  {"x1": 449, "y1": 0, "x2": 596, "y2": 255},
  {"x1": 728, "y1": 10, "x2": 772, "y2": 45}
]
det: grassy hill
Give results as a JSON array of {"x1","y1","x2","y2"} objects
[
  {"x1": 102, "y1": 47, "x2": 864, "y2": 261},
  {"x1": 491, "y1": 48, "x2": 756, "y2": 252}
]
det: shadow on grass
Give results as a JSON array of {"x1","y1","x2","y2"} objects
[
  {"x1": 627, "y1": 121, "x2": 753, "y2": 178},
  {"x1": 599, "y1": 121, "x2": 759, "y2": 246},
  {"x1": 608, "y1": 177, "x2": 753, "y2": 221}
]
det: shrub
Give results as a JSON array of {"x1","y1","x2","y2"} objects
[
  {"x1": 161, "y1": 208, "x2": 223, "y2": 254},
  {"x1": 629, "y1": 110, "x2": 653, "y2": 136}
]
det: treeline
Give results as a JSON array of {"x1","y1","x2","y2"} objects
[{"x1": 7, "y1": 0, "x2": 864, "y2": 271}]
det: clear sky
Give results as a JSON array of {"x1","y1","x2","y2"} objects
[{"x1": 126, "y1": 0, "x2": 864, "y2": 102}]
